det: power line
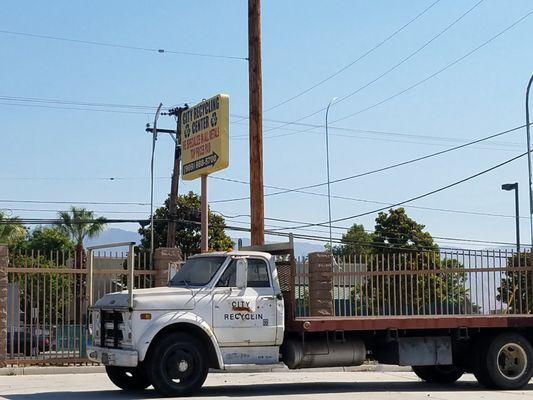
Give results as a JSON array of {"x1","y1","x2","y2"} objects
[
  {"x1": 282, "y1": 151, "x2": 528, "y2": 230},
  {"x1": 330, "y1": 9, "x2": 533, "y2": 125},
  {"x1": 232, "y1": 116, "x2": 522, "y2": 149},
  {"x1": 211, "y1": 176, "x2": 529, "y2": 221},
  {"x1": 0, "y1": 101, "x2": 154, "y2": 115},
  {"x1": 0, "y1": 207, "x2": 149, "y2": 215},
  {"x1": 0, "y1": 199, "x2": 150, "y2": 206},
  {"x1": 4, "y1": 183, "x2": 525, "y2": 223},
  {"x1": 1, "y1": 202, "x2": 516, "y2": 248},
  {"x1": 262, "y1": 0, "x2": 441, "y2": 113},
  {"x1": 0, "y1": 29, "x2": 247, "y2": 60},
  {"x1": 0, "y1": 95, "x2": 160, "y2": 110},
  {"x1": 212, "y1": 212, "x2": 522, "y2": 247},
  {"x1": 0, "y1": 98, "x2": 520, "y2": 150},
  {"x1": 265, "y1": 8, "x2": 533, "y2": 139},
  {"x1": 0, "y1": 123, "x2": 526, "y2": 221},
  {"x1": 0, "y1": 216, "x2": 522, "y2": 251},
  {"x1": 210, "y1": 124, "x2": 527, "y2": 203},
  {"x1": 0, "y1": 94, "x2": 522, "y2": 150},
  {"x1": 235, "y1": 124, "x2": 521, "y2": 152},
  {"x1": 262, "y1": 0, "x2": 485, "y2": 135},
  {"x1": 0, "y1": 205, "x2": 461, "y2": 245}
]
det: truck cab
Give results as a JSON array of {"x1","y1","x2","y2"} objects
[{"x1": 88, "y1": 249, "x2": 286, "y2": 395}]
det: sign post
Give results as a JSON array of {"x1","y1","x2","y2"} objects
[
  {"x1": 181, "y1": 94, "x2": 229, "y2": 252},
  {"x1": 201, "y1": 175, "x2": 208, "y2": 252}
]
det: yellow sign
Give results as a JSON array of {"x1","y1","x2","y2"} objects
[{"x1": 181, "y1": 94, "x2": 229, "y2": 180}]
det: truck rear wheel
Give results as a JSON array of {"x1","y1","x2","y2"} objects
[
  {"x1": 147, "y1": 332, "x2": 208, "y2": 397},
  {"x1": 105, "y1": 366, "x2": 151, "y2": 391},
  {"x1": 474, "y1": 332, "x2": 533, "y2": 390},
  {"x1": 412, "y1": 365, "x2": 464, "y2": 384}
]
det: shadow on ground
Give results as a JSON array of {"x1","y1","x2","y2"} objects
[{"x1": 4, "y1": 379, "x2": 532, "y2": 400}]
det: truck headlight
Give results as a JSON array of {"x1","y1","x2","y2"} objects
[{"x1": 92, "y1": 310, "x2": 101, "y2": 340}]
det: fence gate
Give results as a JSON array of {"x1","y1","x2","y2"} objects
[{"x1": 6, "y1": 243, "x2": 153, "y2": 366}]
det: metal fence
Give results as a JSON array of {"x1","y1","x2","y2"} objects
[
  {"x1": 6, "y1": 247, "x2": 153, "y2": 365},
  {"x1": 294, "y1": 249, "x2": 533, "y2": 318}
]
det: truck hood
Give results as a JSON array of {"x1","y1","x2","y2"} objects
[{"x1": 94, "y1": 286, "x2": 197, "y2": 311}]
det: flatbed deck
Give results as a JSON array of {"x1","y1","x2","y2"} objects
[{"x1": 289, "y1": 314, "x2": 533, "y2": 332}]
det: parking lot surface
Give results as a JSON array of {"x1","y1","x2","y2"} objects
[{"x1": 1, "y1": 371, "x2": 533, "y2": 399}]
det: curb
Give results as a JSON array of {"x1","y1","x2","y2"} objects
[
  {"x1": 0, "y1": 364, "x2": 411, "y2": 376},
  {"x1": 0, "y1": 365, "x2": 105, "y2": 376}
]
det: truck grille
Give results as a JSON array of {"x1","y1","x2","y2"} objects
[{"x1": 100, "y1": 310, "x2": 124, "y2": 349}]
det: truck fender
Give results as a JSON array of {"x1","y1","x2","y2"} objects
[{"x1": 136, "y1": 311, "x2": 224, "y2": 369}]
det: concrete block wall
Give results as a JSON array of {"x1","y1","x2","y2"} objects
[
  {"x1": 308, "y1": 252, "x2": 334, "y2": 317},
  {"x1": 153, "y1": 247, "x2": 182, "y2": 287}
]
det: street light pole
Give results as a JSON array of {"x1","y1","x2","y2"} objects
[
  {"x1": 325, "y1": 97, "x2": 337, "y2": 252},
  {"x1": 515, "y1": 184, "x2": 521, "y2": 253},
  {"x1": 502, "y1": 183, "x2": 520, "y2": 253},
  {"x1": 526, "y1": 74, "x2": 533, "y2": 250}
]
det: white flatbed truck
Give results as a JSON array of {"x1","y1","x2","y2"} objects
[{"x1": 87, "y1": 241, "x2": 533, "y2": 396}]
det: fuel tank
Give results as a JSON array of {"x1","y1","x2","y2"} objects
[{"x1": 283, "y1": 337, "x2": 366, "y2": 369}]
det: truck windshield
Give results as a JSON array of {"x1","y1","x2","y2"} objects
[{"x1": 169, "y1": 256, "x2": 226, "y2": 287}]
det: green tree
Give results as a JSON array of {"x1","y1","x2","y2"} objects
[
  {"x1": 497, "y1": 253, "x2": 532, "y2": 314},
  {"x1": 139, "y1": 191, "x2": 233, "y2": 255},
  {"x1": 373, "y1": 208, "x2": 437, "y2": 252},
  {"x1": 16, "y1": 226, "x2": 75, "y2": 266},
  {"x1": 22, "y1": 226, "x2": 75, "y2": 253},
  {"x1": 0, "y1": 212, "x2": 27, "y2": 248},
  {"x1": 350, "y1": 208, "x2": 469, "y2": 316},
  {"x1": 327, "y1": 224, "x2": 373, "y2": 256},
  {"x1": 11, "y1": 254, "x2": 73, "y2": 326},
  {"x1": 56, "y1": 207, "x2": 107, "y2": 267}
]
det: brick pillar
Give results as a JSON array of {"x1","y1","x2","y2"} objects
[
  {"x1": 153, "y1": 247, "x2": 182, "y2": 287},
  {"x1": 308, "y1": 252, "x2": 334, "y2": 317},
  {"x1": 0, "y1": 245, "x2": 8, "y2": 368}
]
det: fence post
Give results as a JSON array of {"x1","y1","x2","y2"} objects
[
  {"x1": 153, "y1": 248, "x2": 182, "y2": 287},
  {"x1": 0, "y1": 245, "x2": 8, "y2": 368},
  {"x1": 87, "y1": 249, "x2": 94, "y2": 308},
  {"x1": 127, "y1": 243, "x2": 135, "y2": 309}
]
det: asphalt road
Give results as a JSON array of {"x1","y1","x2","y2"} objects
[{"x1": 1, "y1": 371, "x2": 533, "y2": 400}]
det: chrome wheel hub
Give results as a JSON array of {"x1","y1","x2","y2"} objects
[
  {"x1": 178, "y1": 360, "x2": 189, "y2": 373},
  {"x1": 497, "y1": 343, "x2": 527, "y2": 380}
]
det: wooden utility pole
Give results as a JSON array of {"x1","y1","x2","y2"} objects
[
  {"x1": 166, "y1": 133, "x2": 180, "y2": 247},
  {"x1": 248, "y1": 0, "x2": 265, "y2": 246},
  {"x1": 166, "y1": 107, "x2": 186, "y2": 247}
]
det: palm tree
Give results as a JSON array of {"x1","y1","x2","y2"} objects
[
  {"x1": 57, "y1": 207, "x2": 107, "y2": 268},
  {"x1": 0, "y1": 212, "x2": 26, "y2": 246}
]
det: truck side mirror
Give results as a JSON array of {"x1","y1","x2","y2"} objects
[{"x1": 235, "y1": 259, "x2": 248, "y2": 289}]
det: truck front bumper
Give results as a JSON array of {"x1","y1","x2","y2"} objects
[{"x1": 87, "y1": 346, "x2": 138, "y2": 367}]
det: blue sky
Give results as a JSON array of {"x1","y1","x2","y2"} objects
[{"x1": 1, "y1": 0, "x2": 532, "y2": 249}]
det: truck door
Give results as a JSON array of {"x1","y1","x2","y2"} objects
[{"x1": 212, "y1": 257, "x2": 278, "y2": 346}]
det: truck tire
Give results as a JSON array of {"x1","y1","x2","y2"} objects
[
  {"x1": 474, "y1": 332, "x2": 533, "y2": 390},
  {"x1": 412, "y1": 365, "x2": 464, "y2": 384},
  {"x1": 146, "y1": 332, "x2": 208, "y2": 397},
  {"x1": 105, "y1": 366, "x2": 151, "y2": 391}
]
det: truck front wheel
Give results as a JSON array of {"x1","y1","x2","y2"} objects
[
  {"x1": 412, "y1": 365, "x2": 464, "y2": 384},
  {"x1": 474, "y1": 332, "x2": 533, "y2": 389},
  {"x1": 105, "y1": 366, "x2": 151, "y2": 391},
  {"x1": 147, "y1": 332, "x2": 208, "y2": 397}
]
